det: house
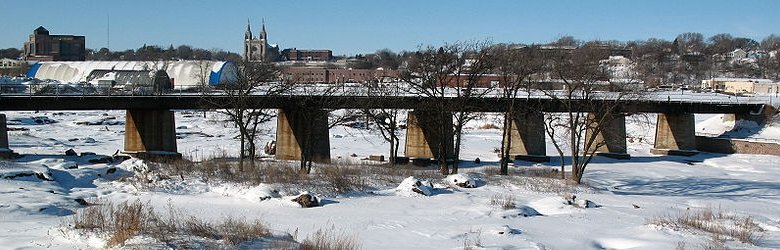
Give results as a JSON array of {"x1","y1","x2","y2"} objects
[
  {"x1": 0, "y1": 58, "x2": 27, "y2": 76},
  {"x1": 0, "y1": 58, "x2": 24, "y2": 69},
  {"x1": 729, "y1": 49, "x2": 747, "y2": 60}
]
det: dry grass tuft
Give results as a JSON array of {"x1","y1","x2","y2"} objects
[
  {"x1": 489, "y1": 194, "x2": 516, "y2": 210},
  {"x1": 649, "y1": 206, "x2": 763, "y2": 245},
  {"x1": 145, "y1": 158, "x2": 446, "y2": 196},
  {"x1": 478, "y1": 123, "x2": 500, "y2": 129},
  {"x1": 317, "y1": 164, "x2": 368, "y2": 194},
  {"x1": 516, "y1": 167, "x2": 560, "y2": 178},
  {"x1": 480, "y1": 166, "x2": 502, "y2": 176},
  {"x1": 299, "y1": 226, "x2": 361, "y2": 250},
  {"x1": 65, "y1": 199, "x2": 271, "y2": 248}
]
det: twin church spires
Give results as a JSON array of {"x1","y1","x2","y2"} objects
[{"x1": 244, "y1": 19, "x2": 268, "y2": 62}]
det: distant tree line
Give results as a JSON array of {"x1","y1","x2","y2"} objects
[
  {"x1": 342, "y1": 33, "x2": 780, "y2": 84},
  {"x1": 86, "y1": 44, "x2": 243, "y2": 62},
  {"x1": 0, "y1": 48, "x2": 23, "y2": 59}
]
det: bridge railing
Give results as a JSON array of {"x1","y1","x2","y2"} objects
[{"x1": 1, "y1": 82, "x2": 775, "y2": 107}]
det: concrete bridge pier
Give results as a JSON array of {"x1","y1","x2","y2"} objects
[
  {"x1": 404, "y1": 110, "x2": 454, "y2": 163},
  {"x1": 652, "y1": 112, "x2": 698, "y2": 156},
  {"x1": 124, "y1": 109, "x2": 181, "y2": 160},
  {"x1": 585, "y1": 112, "x2": 630, "y2": 159},
  {"x1": 726, "y1": 104, "x2": 778, "y2": 126},
  {"x1": 0, "y1": 114, "x2": 14, "y2": 159},
  {"x1": 275, "y1": 108, "x2": 331, "y2": 163},
  {"x1": 504, "y1": 111, "x2": 549, "y2": 162}
]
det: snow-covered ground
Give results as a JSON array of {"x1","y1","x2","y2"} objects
[{"x1": 1, "y1": 110, "x2": 779, "y2": 249}]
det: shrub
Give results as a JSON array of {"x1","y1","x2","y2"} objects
[
  {"x1": 65, "y1": 199, "x2": 271, "y2": 248},
  {"x1": 649, "y1": 206, "x2": 763, "y2": 245},
  {"x1": 317, "y1": 164, "x2": 368, "y2": 194},
  {"x1": 300, "y1": 226, "x2": 360, "y2": 250},
  {"x1": 489, "y1": 194, "x2": 516, "y2": 210}
]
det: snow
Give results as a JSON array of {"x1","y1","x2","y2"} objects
[
  {"x1": 445, "y1": 173, "x2": 478, "y2": 188},
  {"x1": 697, "y1": 113, "x2": 780, "y2": 142},
  {"x1": 394, "y1": 176, "x2": 435, "y2": 197},
  {"x1": 1, "y1": 109, "x2": 780, "y2": 249}
]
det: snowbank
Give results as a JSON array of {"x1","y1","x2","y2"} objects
[
  {"x1": 444, "y1": 173, "x2": 477, "y2": 188},
  {"x1": 395, "y1": 176, "x2": 434, "y2": 197}
]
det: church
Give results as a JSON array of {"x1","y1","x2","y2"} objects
[{"x1": 243, "y1": 20, "x2": 278, "y2": 62}]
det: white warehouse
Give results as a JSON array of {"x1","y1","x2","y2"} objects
[{"x1": 25, "y1": 61, "x2": 238, "y2": 89}]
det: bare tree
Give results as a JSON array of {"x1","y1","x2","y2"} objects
[
  {"x1": 449, "y1": 41, "x2": 496, "y2": 174},
  {"x1": 204, "y1": 61, "x2": 282, "y2": 169},
  {"x1": 541, "y1": 44, "x2": 642, "y2": 184},
  {"x1": 759, "y1": 53, "x2": 780, "y2": 80},
  {"x1": 491, "y1": 44, "x2": 545, "y2": 175},
  {"x1": 285, "y1": 83, "x2": 347, "y2": 174},
  {"x1": 674, "y1": 32, "x2": 705, "y2": 54},
  {"x1": 630, "y1": 38, "x2": 676, "y2": 87},
  {"x1": 361, "y1": 82, "x2": 405, "y2": 164},
  {"x1": 760, "y1": 35, "x2": 780, "y2": 51},
  {"x1": 400, "y1": 44, "x2": 463, "y2": 175}
]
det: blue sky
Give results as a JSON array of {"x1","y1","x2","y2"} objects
[{"x1": 1, "y1": 0, "x2": 778, "y2": 55}]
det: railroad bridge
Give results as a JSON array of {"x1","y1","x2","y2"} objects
[{"x1": 0, "y1": 94, "x2": 770, "y2": 161}]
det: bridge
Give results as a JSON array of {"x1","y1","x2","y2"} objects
[{"x1": 0, "y1": 89, "x2": 772, "y2": 162}]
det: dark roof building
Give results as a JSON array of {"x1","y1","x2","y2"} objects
[
  {"x1": 282, "y1": 49, "x2": 333, "y2": 61},
  {"x1": 23, "y1": 26, "x2": 86, "y2": 61}
]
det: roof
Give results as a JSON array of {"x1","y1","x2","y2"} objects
[
  {"x1": 26, "y1": 61, "x2": 237, "y2": 89},
  {"x1": 710, "y1": 78, "x2": 775, "y2": 83}
]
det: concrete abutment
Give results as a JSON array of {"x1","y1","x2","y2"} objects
[{"x1": 275, "y1": 108, "x2": 331, "y2": 163}]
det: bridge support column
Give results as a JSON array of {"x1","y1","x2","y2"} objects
[
  {"x1": 275, "y1": 108, "x2": 331, "y2": 163},
  {"x1": 124, "y1": 109, "x2": 180, "y2": 160},
  {"x1": 725, "y1": 105, "x2": 778, "y2": 126},
  {"x1": 652, "y1": 113, "x2": 698, "y2": 156},
  {"x1": 0, "y1": 114, "x2": 14, "y2": 159},
  {"x1": 585, "y1": 112, "x2": 630, "y2": 159},
  {"x1": 404, "y1": 110, "x2": 454, "y2": 163},
  {"x1": 504, "y1": 111, "x2": 549, "y2": 162}
]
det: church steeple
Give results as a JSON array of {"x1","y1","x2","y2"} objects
[
  {"x1": 245, "y1": 19, "x2": 253, "y2": 40},
  {"x1": 260, "y1": 19, "x2": 267, "y2": 40},
  {"x1": 244, "y1": 18, "x2": 269, "y2": 62}
]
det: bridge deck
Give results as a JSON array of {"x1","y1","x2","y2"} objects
[{"x1": 0, "y1": 95, "x2": 764, "y2": 114}]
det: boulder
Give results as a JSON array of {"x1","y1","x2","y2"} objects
[
  {"x1": 74, "y1": 198, "x2": 89, "y2": 206},
  {"x1": 64, "y1": 149, "x2": 78, "y2": 156},
  {"x1": 396, "y1": 176, "x2": 434, "y2": 196},
  {"x1": 495, "y1": 225, "x2": 522, "y2": 235},
  {"x1": 564, "y1": 194, "x2": 598, "y2": 208},
  {"x1": 106, "y1": 167, "x2": 117, "y2": 175},
  {"x1": 62, "y1": 162, "x2": 78, "y2": 169},
  {"x1": 292, "y1": 193, "x2": 319, "y2": 208},
  {"x1": 445, "y1": 174, "x2": 477, "y2": 188},
  {"x1": 113, "y1": 155, "x2": 131, "y2": 163},
  {"x1": 88, "y1": 156, "x2": 113, "y2": 164},
  {"x1": 575, "y1": 199, "x2": 598, "y2": 208}
]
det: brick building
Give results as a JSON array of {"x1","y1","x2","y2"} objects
[
  {"x1": 23, "y1": 26, "x2": 86, "y2": 61},
  {"x1": 281, "y1": 67, "x2": 399, "y2": 83},
  {"x1": 282, "y1": 49, "x2": 333, "y2": 61}
]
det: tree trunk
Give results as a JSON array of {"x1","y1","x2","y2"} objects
[
  {"x1": 451, "y1": 124, "x2": 463, "y2": 174},
  {"x1": 500, "y1": 111, "x2": 512, "y2": 175},
  {"x1": 239, "y1": 130, "x2": 246, "y2": 172}
]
